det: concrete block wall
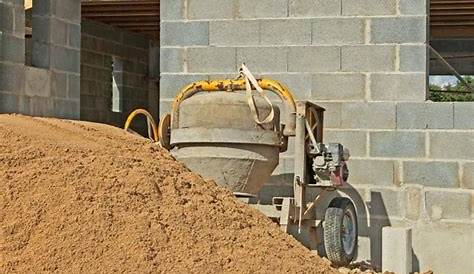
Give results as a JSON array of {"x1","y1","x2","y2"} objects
[
  {"x1": 80, "y1": 20, "x2": 153, "y2": 129},
  {"x1": 0, "y1": 0, "x2": 27, "y2": 113},
  {"x1": 0, "y1": 0, "x2": 81, "y2": 119},
  {"x1": 160, "y1": 1, "x2": 474, "y2": 273},
  {"x1": 30, "y1": 0, "x2": 81, "y2": 119}
]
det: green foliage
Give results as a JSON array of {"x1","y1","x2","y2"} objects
[{"x1": 428, "y1": 76, "x2": 474, "y2": 102}]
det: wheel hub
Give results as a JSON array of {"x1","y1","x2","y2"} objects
[{"x1": 342, "y1": 210, "x2": 356, "y2": 254}]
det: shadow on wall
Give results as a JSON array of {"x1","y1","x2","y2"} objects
[
  {"x1": 261, "y1": 175, "x2": 420, "y2": 271},
  {"x1": 368, "y1": 191, "x2": 391, "y2": 269}
]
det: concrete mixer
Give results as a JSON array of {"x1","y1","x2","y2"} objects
[{"x1": 124, "y1": 65, "x2": 358, "y2": 266}]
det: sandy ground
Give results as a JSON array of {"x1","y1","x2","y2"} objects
[{"x1": 0, "y1": 114, "x2": 337, "y2": 273}]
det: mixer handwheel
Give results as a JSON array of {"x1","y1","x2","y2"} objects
[{"x1": 158, "y1": 113, "x2": 171, "y2": 150}]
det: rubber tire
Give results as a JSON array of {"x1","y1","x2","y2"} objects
[{"x1": 323, "y1": 200, "x2": 357, "y2": 266}]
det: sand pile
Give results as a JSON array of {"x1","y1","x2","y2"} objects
[{"x1": 0, "y1": 114, "x2": 336, "y2": 273}]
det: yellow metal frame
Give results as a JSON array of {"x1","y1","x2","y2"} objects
[
  {"x1": 124, "y1": 108, "x2": 159, "y2": 142},
  {"x1": 171, "y1": 79, "x2": 297, "y2": 136}
]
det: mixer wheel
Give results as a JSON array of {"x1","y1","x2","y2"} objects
[
  {"x1": 158, "y1": 113, "x2": 171, "y2": 150},
  {"x1": 323, "y1": 199, "x2": 357, "y2": 266}
]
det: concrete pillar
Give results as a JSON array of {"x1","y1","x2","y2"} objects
[
  {"x1": 0, "y1": 0, "x2": 27, "y2": 114},
  {"x1": 382, "y1": 226, "x2": 413, "y2": 274},
  {"x1": 31, "y1": 0, "x2": 81, "y2": 119},
  {"x1": 148, "y1": 45, "x2": 160, "y2": 119}
]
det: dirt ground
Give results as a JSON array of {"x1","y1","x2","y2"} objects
[{"x1": 0, "y1": 114, "x2": 337, "y2": 273}]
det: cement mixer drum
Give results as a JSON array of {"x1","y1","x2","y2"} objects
[{"x1": 170, "y1": 91, "x2": 282, "y2": 196}]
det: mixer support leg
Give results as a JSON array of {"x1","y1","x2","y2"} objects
[{"x1": 279, "y1": 198, "x2": 294, "y2": 233}]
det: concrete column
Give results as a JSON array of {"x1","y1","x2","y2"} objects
[
  {"x1": 148, "y1": 45, "x2": 160, "y2": 119},
  {"x1": 0, "y1": 0, "x2": 26, "y2": 114},
  {"x1": 382, "y1": 227, "x2": 413, "y2": 274},
  {"x1": 31, "y1": 0, "x2": 81, "y2": 119}
]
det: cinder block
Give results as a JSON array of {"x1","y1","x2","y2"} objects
[
  {"x1": 370, "y1": 131, "x2": 425, "y2": 158},
  {"x1": 209, "y1": 20, "x2": 259, "y2": 46},
  {"x1": 187, "y1": 47, "x2": 236, "y2": 73},
  {"x1": 52, "y1": 46, "x2": 80, "y2": 73},
  {"x1": 261, "y1": 73, "x2": 312, "y2": 99},
  {"x1": 347, "y1": 159, "x2": 395, "y2": 185},
  {"x1": 160, "y1": 74, "x2": 207, "y2": 99},
  {"x1": 396, "y1": 102, "x2": 454, "y2": 129},
  {"x1": 0, "y1": 63, "x2": 25, "y2": 92},
  {"x1": 0, "y1": 33, "x2": 24, "y2": 63},
  {"x1": 29, "y1": 96, "x2": 54, "y2": 117},
  {"x1": 289, "y1": 0, "x2": 341, "y2": 17},
  {"x1": 369, "y1": 189, "x2": 400, "y2": 217},
  {"x1": 288, "y1": 46, "x2": 340, "y2": 73},
  {"x1": 53, "y1": 98, "x2": 80, "y2": 119},
  {"x1": 138, "y1": 59, "x2": 150, "y2": 75},
  {"x1": 161, "y1": 21, "x2": 209, "y2": 46},
  {"x1": 454, "y1": 102, "x2": 474, "y2": 129},
  {"x1": 152, "y1": 47, "x2": 163, "y2": 78},
  {"x1": 462, "y1": 163, "x2": 474, "y2": 189},
  {"x1": 314, "y1": 102, "x2": 342, "y2": 129},
  {"x1": 160, "y1": 48, "x2": 184, "y2": 73},
  {"x1": 0, "y1": 92, "x2": 20, "y2": 113},
  {"x1": 342, "y1": 46, "x2": 396, "y2": 72},
  {"x1": 160, "y1": 0, "x2": 184, "y2": 20},
  {"x1": 123, "y1": 32, "x2": 149, "y2": 49},
  {"x1": 68, "y1": 74, "x2": 80, "y2": 100},
  {"x1": 51, "y1": 19, "x2": 67, "y2": 45},
  {"x1": 81, "y1": 50, "x2": 106, "y2": 68},
  {"x1": 371, "y1": 17, "x2": 426, "y2": 44},
  {"x1": 159, "y1": 99, "x2": 173, "y2": 117},
  {"x1": 0, "y1": 3, "x2": 14, "y2": 33},
  {"x1": 341, "y1": 102, "x2": 396, "y2": 129},
  {"x1": 50, "y1": 71, "x2": 68, "y2": 98},
  {"x1": 238, "y1": 0, "x2": 287, "y2": 18},
  {"x1": 31, "y1": 16, "x2": 51, "y2": 44},
  {"x1": 430, "y1": 132, "x2": 474, "y2": 160},
  {"x1": 13, "y1": 5, "x2": 24, "y2": 37},
  {"x1": 25, "y1": 66, "x2": 51, "y2": 97},
  {"x1": 324, "y1": 130, "x2": 367, "y2": 157},
  {"x1": 382, "y1": 227, "x2": 412, "y2": 274},
  {"x1": 312, "y1": 18, "x2": 364, "y2": 45},
  {"x1": 68, "y1": 23, "x2": 81, "y2": 48},
  {"x1": 403, "y1": 161, "x2": 459, "y2": 188},
  {"x1": 342, "y1": 0, "x2": 396, "y2": 15},
  {"x1": 54, "y1": 0, "x2": 81, "y2": 23},
  {"x1": 399, "y1": 0, "x2": 427, "y2": 15},
  {"x1": 425, "y1": 190, "x2": 471, "y2": 220},
  {"x1": 31, "y1": 0, "x2": 51, "y2": 17},
  {"x1": 9, "y1": 0, "x2": 25, "y2": 6},
  {"x1": 311, "y1": 73, "x2": 365, "y2": 100},
  {"x1": 261, "y1": 19, "x2": 311, "y2": 46},
  {"x1": 400, "y1": 45, "x2": 427, "y2": 72},
  {"x1": 237, "y1": 47, "x2": 287, "y2": 73},
  {"x1": 370, "y1": 73, "x2": 426, "y2": 101},
  {"x1": 81, "y1": 21, "x2": 123, "y2": 44},
  {"x1": 188, "y1": 0, "x2": 235, "y2": 19},
  {"x1": 402, "y1": 187, "x2": 421, "y2": 220}
]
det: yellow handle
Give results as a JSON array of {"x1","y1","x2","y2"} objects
[
  {"x1": 124, "y1": 109, "x2": 159, "y2": 142},
  {"x1": 171, "y1": 78, "x2": 297, "y2": 136}
]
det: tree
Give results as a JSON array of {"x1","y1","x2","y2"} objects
[{"x1": 428, "y1": 76, "x2": 473, "y2": 102}]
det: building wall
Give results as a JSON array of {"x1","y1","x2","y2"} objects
[
  {"x1": 0, "y1": 0, "x2": 81, "y2": 119},
  {"x1": 160, "y1": 1, "x2": 474, "y2": 273},
  {"x1": 80, "y1": 20, "x2": 158, "y2": 130}
]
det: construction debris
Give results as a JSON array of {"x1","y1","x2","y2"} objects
[{"x1": 0, "y1": 114, "x2": 336, "y2": 273}]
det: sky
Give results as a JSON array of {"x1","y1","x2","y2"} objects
[{"x1": 429, "y1": 76, "x2": 459, "y2": 87}]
